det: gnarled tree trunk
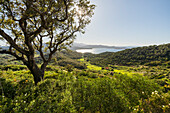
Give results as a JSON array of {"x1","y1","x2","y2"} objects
[
  {"x1": 25, "y1": 55, "x2": 45, "y2": 85},
  {"x1": 29, "y1": 64, "x2": 44, "y2": 85}
]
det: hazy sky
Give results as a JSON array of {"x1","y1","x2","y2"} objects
[{"x1": 75, "y1": 0, "x2": 170, "y2": 46}]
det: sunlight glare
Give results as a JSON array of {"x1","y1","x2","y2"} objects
[{"x1": 75, "y1": 5, "x2": 83, "y2": 16}]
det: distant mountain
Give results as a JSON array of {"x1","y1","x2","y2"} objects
[
  {"x1": 85, "y1": 43, "x2": 170, "y2": 66},
  {"x1": 70, "y1": 42, "x2": 127, "y2": 50}
]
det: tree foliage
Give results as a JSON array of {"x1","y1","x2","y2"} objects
[{"x1": 0, "y1": 0, "x2": 95, "y2": 84}]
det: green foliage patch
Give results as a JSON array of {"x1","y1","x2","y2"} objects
[{"x1": 0, "y1": 66, "x2": 169, "y2": 113}]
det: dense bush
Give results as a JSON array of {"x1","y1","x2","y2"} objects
[
  {"x1": 1, "y1": 69, "x2": 168, "y2": 113},
  {"x1": 134, "y1": 91, "x2": 170, "y2": 112}
]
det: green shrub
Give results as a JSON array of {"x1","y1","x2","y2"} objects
[{"x1": 0, "y1": 69, "x2": 165, "y2": 113}]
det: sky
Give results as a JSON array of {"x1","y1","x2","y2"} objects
[
  {"x1": 75, "y1": 0, "x2": 170, "y2": 46},
  {"x1": 0, "y1": 0, "x2": 170, "y2": 47}
]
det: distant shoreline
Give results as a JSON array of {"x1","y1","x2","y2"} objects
[{"x1": 75, "y1": 48, "x2": 126, "y2": 54}]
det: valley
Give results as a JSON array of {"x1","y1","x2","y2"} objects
[{"x1": 0, "y1": 43, "x2": 170, "y2": 112}]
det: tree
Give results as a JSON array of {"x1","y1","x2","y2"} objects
[{"x1": 0, "y1": 0, "x2": 95, "y2": 85}]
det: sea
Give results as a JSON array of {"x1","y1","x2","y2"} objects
[{"x1": 76, "y1": 48, "x2": 126, "y2": 54}]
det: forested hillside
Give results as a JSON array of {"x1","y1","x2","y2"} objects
[
  {"x1": 86, "y1": 43, "x2": 170, "y2": 66},
  {"x1": 1, "y1": 43, "x2": 169, "y2": 67}
]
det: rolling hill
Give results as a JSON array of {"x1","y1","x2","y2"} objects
[
  {"x1": 0, "y1": 43, "x2": 169, "y2": 67},
  {"x1": 85, "y1": 43, "x2": 170, "y2": 66}
]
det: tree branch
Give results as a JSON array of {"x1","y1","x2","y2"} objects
[
  {"x1": 4, "y1": 1, "x2": 19, "y2": 21},
  {"x1": 38, "y1": 35, "x2": 47, "y2": 62},
  {"x1": 0, "y1": 50, "x2": 24, "y2": 61},
  {"x1": 0, "y1": 49, "x2": 29, "y2": 66},
  {"x1": 0, "y1": 28, "x2": 28, "y2": 55},
  {"x1": 55, "y1": 0, "x2": 68, "y2": 22},
  {"x1": 29, "y1": 26, "x2": 44, "y2": 41}
]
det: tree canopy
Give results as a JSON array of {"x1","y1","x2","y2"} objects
[{"x1": 0, "y1": 0, "x2": 95, "y2": 84}]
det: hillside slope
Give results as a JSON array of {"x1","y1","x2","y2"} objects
[
  {"x1": 86, "y1": 43, "x2": 170, "y2": 66},
  {"x1": 1, "y1": 43, "x2": 169, "y2": 67}
]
